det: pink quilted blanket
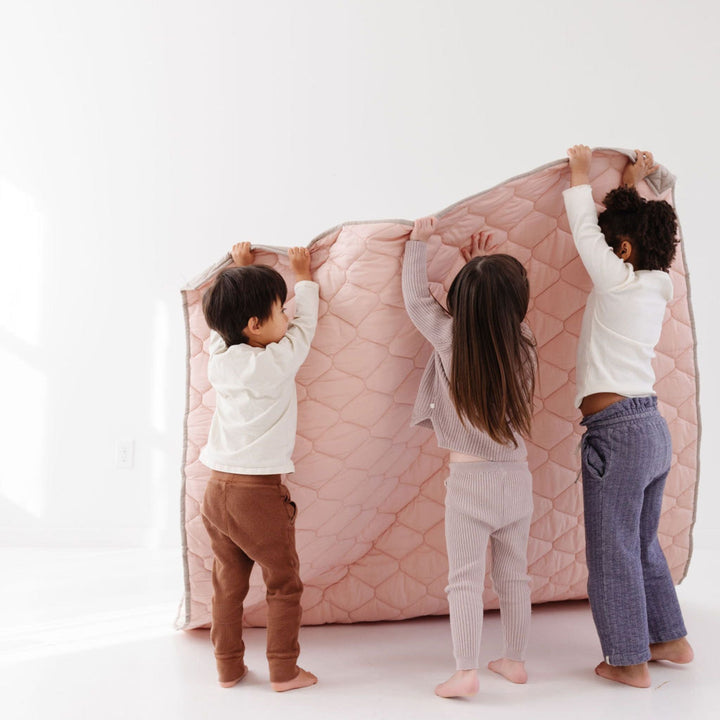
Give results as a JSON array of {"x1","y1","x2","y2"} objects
[{"x1": 178, "y1": 149, "x2": 699, "y2": 630}]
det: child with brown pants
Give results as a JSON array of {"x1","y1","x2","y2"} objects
[{"x1": 200, "y1": 241, "x2": 319, "y2": 692}]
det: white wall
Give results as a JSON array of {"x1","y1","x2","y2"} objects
[{"x1": 0, "y1": 0, "x2": 717, "y2": 548}]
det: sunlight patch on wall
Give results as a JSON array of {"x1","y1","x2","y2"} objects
[
  {"x1": 0, "y1": 180, "x2": 43, "y2": 344},
  {"x1": 152, "y1": 300, "x2": 169, "y2": 434},
  {"x1": 0, "y1": 351, "x2": 47, "y2": 517},
  {"x1": 146, "y1": 300, "x2": 171, "y2": 547},
  {"x1": 0, "y1": 179, "x2": 47, "y2": 518}
]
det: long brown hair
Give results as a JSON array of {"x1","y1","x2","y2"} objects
[{"x1": 446, "y1": 254, "x2": 536, "y2": 446}]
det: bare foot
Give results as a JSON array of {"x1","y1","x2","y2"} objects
[
  {"x1": 435, "y1": 669, "x2": 479, "y2": 698},
  {"x1": 650, "y1": 637, "x2": 694, "y2": 664},
  {"x1": 271, "y1": 667, "x2": 318, "y2": 693},
  {"x1": 488, "y1": 657, "x2": 527, "y2": 684},
  {"x1": 594, "y1": 661, "x2": 650, "y2": 688},
  {"x1": 219, "y1": 665, "x2": 248, "y2": 688}
]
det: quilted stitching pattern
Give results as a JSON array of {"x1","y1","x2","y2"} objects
[{"x1": 178, "y1": 150, "x2": 698, "y2": 629}]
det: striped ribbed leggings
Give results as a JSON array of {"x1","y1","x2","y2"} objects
[{"x1": 444, "y1": 461, "x2": 533, "y2": 669}]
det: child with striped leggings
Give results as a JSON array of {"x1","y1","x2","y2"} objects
[{"x1": 402, "y1": 219, "x2": 537, "y2": 697}]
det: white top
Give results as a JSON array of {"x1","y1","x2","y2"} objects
[
  {"x1": 200, "y1": 280, "x2": 319, "y2": 474},
  {"x1": 562, "y1": 185, "x2": 673, "y2": 408}
]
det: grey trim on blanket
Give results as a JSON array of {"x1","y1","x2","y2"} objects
[
  {"x1": 623, "y1": 148, "x2": 676, "y2": 195},
  {"x1": 670, "y1": 184, "x2": 702, "y2": 584},
  {"x1": 177, "y1": 148, "x2": 697, "y2": 628},
  {"x1": 434, "y1": 147, "x2": 672, "y2": 221},
  {"x1": 176, "y1": 288, "x2": 194, "y2": 630},
  {"x1": 306, "y1": 149, "x2": 671, "y2": 251},
  {"x1": 180, "y1": 148, "x2": 673, "y2": 285}
]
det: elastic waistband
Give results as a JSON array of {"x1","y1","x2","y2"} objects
[
  {"x1": 208, "y1": 470, "x2": 282, "y2": 485},
  {"x1": 448, "y1": 460, "x2": 529, "y2": 474},
  {"x1": 581, "y1": 395, "x2": 659, "y2": 430}
]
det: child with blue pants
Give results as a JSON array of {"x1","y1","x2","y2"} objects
[{"x1": 564, "y1": 146, "x2": 694, "y2": 687}]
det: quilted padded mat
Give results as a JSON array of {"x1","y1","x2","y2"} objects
[{"x1": 178, "y1": 149, "x2": 699, "y2": 629}]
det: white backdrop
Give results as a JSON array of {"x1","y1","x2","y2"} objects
[{"x1": 0, "y1": 0, "x2": 717, "y2": 549}]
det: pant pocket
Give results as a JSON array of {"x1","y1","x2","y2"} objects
[
  {"x1": 279, "y1": 486, "x2": 297, "y2": 524},
  {"x1": 284, "y1": 499, "x2": 297, "y2": 523},
  {"x1": 582, "y1": 434, "x2": 607, "y2": 479}
]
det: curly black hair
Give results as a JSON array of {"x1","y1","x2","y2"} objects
[{"x1": 598, "y1": 186, "x2": 679, "y2": 272}]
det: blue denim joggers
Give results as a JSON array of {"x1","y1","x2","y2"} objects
[{"x1": 581, "y1": 396, "x2": 687, "y2": 666}]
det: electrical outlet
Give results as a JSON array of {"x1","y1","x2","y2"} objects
[{"x1": 116, "y1": 440, "x2": 134, "y2": 469}]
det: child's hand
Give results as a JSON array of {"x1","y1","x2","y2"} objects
[
  {"x1": 288, "y1": 247, "x2": 312, "y2": 282},
  {"x1": 410, "y1": 216, "x2": 438, "y2": 243},
  {"x1": 622, "y1": 150, "x2": 659, "y2": 187},
  {"x1": 231, "y1": 242, "x2": 254, "y2": 267},
  {"x1": 461, "y1": 231, "x2": 495, "y2": 262},
  {"x1": 567, "y1": 145, "x2": 592, "y2": 186}
]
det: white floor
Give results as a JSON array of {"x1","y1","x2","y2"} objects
[{"x1": 1, "y1": 534, "x2": 718, "y2": 720}]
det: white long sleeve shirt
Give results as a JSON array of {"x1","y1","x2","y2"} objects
[
  {"x1": 199, "y1": 280, "x2": 319, "y2": 474},
  {"x1": 562, "y1": 185, "x2": 673, "y2": 408}
]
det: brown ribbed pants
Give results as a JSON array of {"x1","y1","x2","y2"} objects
[{"x1": 201, "y1": 470, "x2": 303, "y2": 684}]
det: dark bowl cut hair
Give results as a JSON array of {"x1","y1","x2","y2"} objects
[
  {"x1": 202, "y1": 264, "x2": 288, "y2": 347},
  {"x1": 446, "y1": 253, "x2": 536, "y2": 447},
  {"x1": 598, "y1": 186, "x2": 679, "y2": 272}
]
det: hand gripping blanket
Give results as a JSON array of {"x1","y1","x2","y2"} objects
[{"x1": 178, "y1": 149, "x2": 700, "y2": 630}]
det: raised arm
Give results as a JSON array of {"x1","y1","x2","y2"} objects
[
  {"x1": 264, "y1": 247, "x2": 319, "y2": 376},
  {"x1": 564, "y1": 145, "x2": 631, "y2": 291},
  {"x1": 268, "y1": 280, "x2": 319, "y2": 375},
  {"x1": 402, "y1": 217, "x2": 453, "y2": 348}
]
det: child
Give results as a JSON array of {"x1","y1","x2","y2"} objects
[
  {"x1": 564, "y1": 145, "x2": 694, "y2": 688},
  {"x1": 199, "y1": 241, "x2": 319, "y2": 692},
  {"x1": 402, "y1": 219, "x2": 537, "y2": 697}
]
